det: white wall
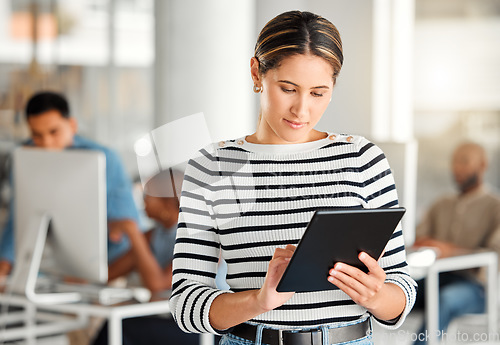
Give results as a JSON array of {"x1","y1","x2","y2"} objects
[
  {"x1": 414, "y1": 18, "x2": 500, "y2": 111},
  {"x1": 154, "y1": 0, "x2": 256, "y2": 142}
]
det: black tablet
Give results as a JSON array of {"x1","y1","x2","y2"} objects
[{"x1": 276, "y1": 207, "x2": 406, "y2": 293}]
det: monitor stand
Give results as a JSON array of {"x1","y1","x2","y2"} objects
[{"x1": 9, "y1": 213, "x2": 82, "y2": 304}]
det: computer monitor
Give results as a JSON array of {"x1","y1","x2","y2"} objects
[{"x1": 9, "y1": 147, "x2": 107, "y2": 304}]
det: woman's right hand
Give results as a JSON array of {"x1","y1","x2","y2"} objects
[
  {"x1": 209, "y1": 244, "x2": 296, "y2": 330},
  {"x1": 256, "y1": 244, "x2": 296, "y2": 311}
]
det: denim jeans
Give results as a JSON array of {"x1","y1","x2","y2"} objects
[
  {"x1": 92, "y1": 316, "x2": 200, "y2": 345},
  {"x1": 413, "y1": 272, "x2": 485, "y2": 345},
  {"x1": 219, "y1": 318, "x2": 373, "y2": 345}
]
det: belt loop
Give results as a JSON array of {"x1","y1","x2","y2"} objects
[
  {"x1": 320, "y1": 325, "x2": 329, "y2": 345},
  {"x1": 255, "y1": 324, "x2": 265, "y2": 345},
  {"x1": 278, "y1": 329, "x2": 284, "y2": 345}
]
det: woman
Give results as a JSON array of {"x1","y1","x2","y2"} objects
[{"x1": 170, "y1": 10, "x2": 416, "y2": 345}]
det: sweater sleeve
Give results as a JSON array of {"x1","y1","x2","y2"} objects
[
  {"x1": 170, "y1": 147, "x2": 233, "y2": 334},
  {"x1": 357, "y1": 138, "x2": 417, "y2": 329},
  {"x1": 484, "y1": 198, "x2": 500, "y2": 268}
]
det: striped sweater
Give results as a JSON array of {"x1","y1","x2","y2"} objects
[{"x1": 170, "y1": 133, "x2": 417, "y2": 334}]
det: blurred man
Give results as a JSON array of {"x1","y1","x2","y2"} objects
[
  {"x1": 413, "y1": 142, "x2": 500, "y2": 344},
  {"x1": 0, "y1": 91, "x2": 141, "y2": 279}
]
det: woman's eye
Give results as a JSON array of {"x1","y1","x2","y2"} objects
[
  {"x1": 312, "y1": 92, "x2": 324, "y2": 97},
  {"x1": 281, "y1": 87, "x2": 295, "y2": 93}
]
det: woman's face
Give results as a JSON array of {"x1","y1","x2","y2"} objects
[{"x1": 251, "y1": 54, "x2": 334, "y2": 144}]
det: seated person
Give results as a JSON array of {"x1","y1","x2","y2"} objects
[
  {"x1": 106, "y1": 169, "x2": 183, "y2": 291},
  {"x1": 92, "y1": 169, "x2": 199, "y2": 345},
  {"x1": 0, "y1": 91, "x2": 141, "y2": 279},
  {"x1": 412, "y1": 141, "x2": 500, "y2": 344}
]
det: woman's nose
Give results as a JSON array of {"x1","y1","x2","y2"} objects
[{"x1": 290, "y1": 95, "x2": 309, "y2": 119}]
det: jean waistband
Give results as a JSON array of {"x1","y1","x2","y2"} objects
[{"x1": 230, "y1": 318, "x2": 371, "y2": 345}]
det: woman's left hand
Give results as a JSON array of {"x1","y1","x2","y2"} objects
[{"x1": 327, "y1": 252, "x2": 386, "y2": 311}]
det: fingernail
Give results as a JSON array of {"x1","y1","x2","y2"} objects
[
  {"x1": 328, "y1": 276, "x2": 334, "y2": 282},
  {"x1": 335, "y1": 263, "x2": 342, "y2": 270},
  {"x1": 359, "y1": 252, "x2": 366, "y2": 260}
]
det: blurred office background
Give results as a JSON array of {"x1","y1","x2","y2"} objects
[{"x1": 0, "y1": 0, "x2": 499, "y2": 255}]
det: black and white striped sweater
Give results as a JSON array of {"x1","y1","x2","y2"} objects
[{"x1": 170, "y1": 133, "x2": 417, "y2": 335}]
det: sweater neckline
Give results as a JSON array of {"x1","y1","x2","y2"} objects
[{"x1": 235, "y1": 132, "x2": 336, "y2": 154}]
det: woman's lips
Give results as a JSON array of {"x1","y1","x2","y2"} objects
[{"x1": 284, "y1": 119, "x2": 307, "y2": 129}]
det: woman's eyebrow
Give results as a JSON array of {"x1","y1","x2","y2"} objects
[{"x1": 278, "y1": 80, "x2": 330, "y2": 89}]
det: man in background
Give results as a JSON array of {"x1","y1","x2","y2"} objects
[
  {"x1": 0, "y1": 91, "x2": 141, "y2": 279},
  {"x1": 92, "y1": 169, "x2": 200, "y2": 345},
  {"x1": 413, "y1": 141, "x2": 500, "y2": 344}
]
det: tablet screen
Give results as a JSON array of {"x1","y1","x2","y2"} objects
[{"x1": 276, "y1": 207, "x2": 406, "y2": 293}]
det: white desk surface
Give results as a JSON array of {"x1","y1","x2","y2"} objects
[
  {"x1": 0, "y1": 292, "x2": 214, "y2": 345},
  {"x1": 408, "y1": 247, "x2": 498, "y2": 345},
  {"x1": 36, "y1": 296, "x2": 171, "y2": 318}
]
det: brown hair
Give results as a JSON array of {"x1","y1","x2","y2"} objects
[{"x1": 254, "y1": 11, "x2": 343, "y2": 80}]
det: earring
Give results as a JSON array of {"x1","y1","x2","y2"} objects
[{"x1": 253, "y1": 85, "x2": 263, "y2": 93}]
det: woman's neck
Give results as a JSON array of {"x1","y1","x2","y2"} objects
[{"x1": 247, "y1": 126, "x2": 327, "y2": 145}]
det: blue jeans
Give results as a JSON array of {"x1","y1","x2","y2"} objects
[
  {"x1": 413, "y1": 272, "x2": 485, "y2": 345},
  {"x1": 92, "y1": 316, "x2": 201, "y2": 345},
  {"x1": 219, "y1": 318, "x2": 373, "y2": 345}
]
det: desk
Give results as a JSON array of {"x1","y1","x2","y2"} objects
[
  {"x1": 0, "y1": 294, "x2": 87, "y2": 344},
  {"x1": 409, "y1": 249, "x2": 498, "y2": 345},
  {"x1": 0, "y1": 293, "x2": 215, "y2": 345}
]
